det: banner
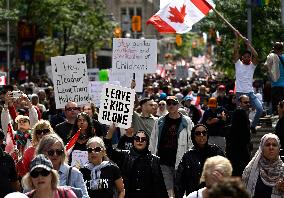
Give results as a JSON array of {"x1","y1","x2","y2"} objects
[
  {"x1": 98, "y1": 84, "x2": 135, "y2": 129},
  {"x1": 89, "y1": 81, "x2": 120, "y2": 107},
  {"x1": 51, "y1": 54, "x2": 91, "y2": 109},
  {"x1": 112, "y1": 38, "x2": 157, "y2": 74},
  {"x1": 109, "y1": 70, "x2": 144, "y2": 92}
]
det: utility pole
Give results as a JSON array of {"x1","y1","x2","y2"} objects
[
  {"x1": 6, "y1": 0, "x2": 10, "y2": 84},
  {"x1": 247, "y1": 0, "x2": 252, "y2": 42},
  {"x1": 282, "y1": 0, "x2": 284, "y2": 26}
]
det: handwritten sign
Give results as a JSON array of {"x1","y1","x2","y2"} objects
[
  {"x1": 112, "y1": 38, "x2": 157, "y2": 74},
  {"x1": 71, "y1": 150, "x2": 88, "y2": 168},
  {"x1": 89, "y1": 81, "x2": 120, "y2": 107},
  {"x1": 109, "y1": 70, "x2": 144, "y2": 92},
  {"x1": 51, "y1": 54, "x2": 91, "y2": 109},
  {"x1": 98, "y1": 84, "x2": 135, "y2": 129}
]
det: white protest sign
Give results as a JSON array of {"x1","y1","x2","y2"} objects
[
  {"x1": 176, "y1": 65, "x2": 189, "y2": 80},
  {"x1": 87, "y1": 68, "x2": 99, "y2": 81},
  {"x1": 51, "y1": 54, "x2": 91, "y2": 109},
  {"x1": 89, "y1": 81, "x2": 120, "y2": 107},
  {"x1": 112, "y1": 38, "x2": 157, "y2": 74},
  {"x1": 98, "y1": 84, "x2": 135, "y2": 129},
  {"x1": 71, "y1": 150, "x2": 88, "y2": 168},
  {"x1": 109, "y1": 70, "x2": 144, "y2": 93}
]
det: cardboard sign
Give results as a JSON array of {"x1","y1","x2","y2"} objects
[
  {"x1": 71, "y1": 150, "x2": 88, "y2": 168},
  {"x1": 108, "y1": 70, "x2": 144, "y2": 92},
  {"x1": 51, "y1": 54, "x2": 91, "y2": 109},
  {"x1": 112, "y1": 38, "x2": 157, "y2": 74},
  {"x1": 98, "y1": 84, "x2": 135, "y2": 129},
  {"x1": 89, "y1": 81, "x2": 120, "y2": 107}
]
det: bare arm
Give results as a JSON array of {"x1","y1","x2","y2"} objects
[
  {"x1": 233, "y1": 31, "x2": 240, "y2": 63},
  {"x1": 244, "y1": 38, "x2": 258, "y2": 65},
  {"x1": 115, "y1": 178, "x2": 125, "y2": 198}
]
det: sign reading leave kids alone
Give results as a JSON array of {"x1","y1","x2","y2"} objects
[
  {"x1": 112, "y1": 38, "x2": 157, "y2": 74},
  {"x1": 51, "y1": 54, "x2": 90, "y2": 109},
  {"x1": 98, "y1": 84, "x2": 135, "y2": 129}
]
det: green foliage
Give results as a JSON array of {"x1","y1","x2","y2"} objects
[
  {"x1": 2, "y1": 0, "x2": 113, "y2": 56},
  {"x1": 196, "y1": 0, "x2": 284, "y2": 78}
]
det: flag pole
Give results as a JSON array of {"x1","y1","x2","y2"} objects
[{"x1": 211, "y1": 7, "x2": 246, "y2": 40}]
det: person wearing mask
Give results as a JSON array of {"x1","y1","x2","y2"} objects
[
  {"x1": 36, "y1": 133, "x2": 89, "y2": 198},
  {"x1": 104, "y1": 125, "x2": 168, "y2": 198},
  {"x1": 55, "y1": 101, "x2": 80, "y2": 144},
  {"x1": 174, "y1": 124, "x2": 224, "y2": 198},
  {"x1": 80, "y1": 137, "x2": 125, "y2": 198},
  {"x1": 242, "y1": 133, "x2": 284, "y2": 197},
  {"x1": 233, "y1": 30, "x2": 263, "y2": 134},
  {"x1": 150, "y1": 96, "x2": 194, "y2": 197},
  {"x1": 22, "y1": 154, "x2": 77, "y2": 198}
]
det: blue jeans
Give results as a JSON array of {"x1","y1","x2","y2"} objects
[{"x1": 236, "y1": 92, "x2": 264, "y2": 128}]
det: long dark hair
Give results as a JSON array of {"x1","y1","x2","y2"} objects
[{"x1": 72, "y1": 112, "x2": 94, "y2": 138}]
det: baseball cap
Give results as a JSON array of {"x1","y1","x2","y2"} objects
[
  {"x1": 166, "y1": 96, "x2": 178, "y2": 102},
  {"x1": 183, "y1": 95, "x2": 194, "y2": 101},
  {"x1": 29, "y1": 154, "x2": 53, "y2": 172},
  {"x1": 208, "y1": 97, "x2": 217, "y2": 108}
]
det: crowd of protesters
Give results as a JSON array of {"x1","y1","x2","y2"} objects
[{"x1": 0, "y1": 38, "x2": 284, "y2": 198}]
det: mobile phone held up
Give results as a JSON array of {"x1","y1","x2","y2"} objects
[{"x1": 11, "y1": 91, "x2": 22, "y2": 99}]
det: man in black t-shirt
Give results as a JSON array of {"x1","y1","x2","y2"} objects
[{"x1": 150, "y1": 96, "x2": 194, "y2": 198}]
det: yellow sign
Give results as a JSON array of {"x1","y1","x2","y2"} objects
[
  {"x1": 176, "y1": 35, "x2": 182, "y2": 46},
  {"x1": 132, "y1": 16, "x2": 141, "y2": 32}
]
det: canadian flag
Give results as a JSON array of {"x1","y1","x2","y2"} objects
[
  {"x1": 5, "y1": 123, "x2": 16, "y2": 154},
  {"x1": 147, "y1": 0, "x2": 213, "y2": 33},
  {"x1": 65, "y1": 128, "x2": 81, "y2": 156},
  {"x1": 0, "y1": 76, "x2": 6, "y2": 85}
]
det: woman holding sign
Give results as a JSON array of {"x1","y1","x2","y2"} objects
[
  {"x1": 104, "y1": 124, "x2": 168, "y2": 198},
  {"x1": 36, "y1": 133, "x2": 89, "y2": 198}
]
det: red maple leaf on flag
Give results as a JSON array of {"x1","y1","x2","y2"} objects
[{"x1": 168, "y1": 4, "x2": 186, "y2": 23}]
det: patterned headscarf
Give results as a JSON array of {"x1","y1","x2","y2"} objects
[{"x1": 242, "y1": 133, "x2": 284, "y2": 197}]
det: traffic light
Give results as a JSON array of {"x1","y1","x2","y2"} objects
[
  {"x1": 176, "y1": 34, "x2": 182, "y2": 46},
  {"x1": 132, "y1": 16, "x2": 141, "y2": 32},
  {"x1": 113, "y1": 26, "x2": 122, "y2": 38}
]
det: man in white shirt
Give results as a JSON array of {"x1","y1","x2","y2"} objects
[{"x1": 233, "y1": 31, "x2": 263, "y2": 134}]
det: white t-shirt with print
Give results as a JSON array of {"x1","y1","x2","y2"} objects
[{"x1": 235, "y1": 60, "x2": 256, "y2": 93}]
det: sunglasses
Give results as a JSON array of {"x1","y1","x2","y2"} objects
[
  {"x1": 35, "y1": 129, "x2": 50, "y2": 135},
  {"x1": 19, "y1": 119, "x2": 29, "y2": 123},
  {"x1": 47, "y1": 149, "x2": 64, "y2": 156},
  {"x1": 166, "y1": 100, "x2": 179, "y2": 106},
  {"x1": 30, "y1": 169, "x2": 50, "y2": 178},
  {"x1": 134, "y1": 136, "x2": 147, "y2": 143},
  {"x1": 159, "y1": 103, "x2": 166, "y2": 106},
  {"x1": 65, "y1": 107, "x2": 80, "y2": 111},
  {"x1": 195, "y1": 130, "x2": 207, "y2": 136},
  {"x1": 87, "y1": 147, "x2": 103, "y2": 153}
]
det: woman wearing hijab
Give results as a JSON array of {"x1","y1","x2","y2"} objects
[
  {"x1": 242, "y1": 133, "x2": 284, "y2": 198},
  {"x1": 104, "y1": 125, "x2": 168, "y2": 198},
  {"x1": 174, "y1": 124, "x2": 225, "y2": 198}
]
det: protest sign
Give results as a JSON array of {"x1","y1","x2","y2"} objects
[
  {"x1": 99, "y1": 69, "x2": 109, "y2": 81},
  {"x1": 98, "y1": 84, "x2": 135, "y2": 129},
  {"x1": 176, "y1": 65, "x2": 189, "y2": 80},
  {"x1": 51, "y1": 54, "x2": 91, "y2": 109},
  {"x1": 71, "y1": 150, "x2": 88, "y2": 168},
  {"x1": 89, "y1": 81, "x2": 120, "y2": 107},
  {"x1": 87, "y1": 68, "x2": 99, "y2": 81},
  {"x1": 112, "y1": 38, "x2": 157, "y2": 74},
  {"x1": 109, "y1": 70, "x2": 144, "y2": 92}
]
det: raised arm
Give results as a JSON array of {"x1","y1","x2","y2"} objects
[
  {"x1": 233, "y1": 31, "x2": 240, "y2": 63},
  {"x1": 244, "y1": 39, "x2": 258, "y2": 65}
]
